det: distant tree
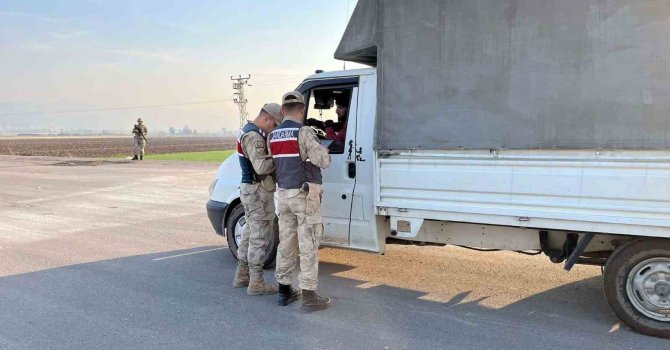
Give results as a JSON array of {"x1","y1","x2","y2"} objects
[
  {"x1": 182, "y1": 125, "x2": 192, "y2": 135},
  {"x1": 169, "y1": 126, "x2": 176, "y2": 135},
  {"x1": 193, "y1": 129, "x2": 198, "y2": 134}
]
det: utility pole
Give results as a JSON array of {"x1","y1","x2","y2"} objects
[{"x1": 231, "y1": 74, "x2": 251, "y2": 129}]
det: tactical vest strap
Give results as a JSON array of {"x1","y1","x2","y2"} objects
[{"x1": 238, "y1": 122, "x2": 265, "y2": 184}]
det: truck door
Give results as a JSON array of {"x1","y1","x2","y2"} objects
[{"x1": 302, "y1": 83, "x2": 359, "y2": 247}]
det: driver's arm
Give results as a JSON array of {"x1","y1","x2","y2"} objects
[{"x1": 305, "y1": 118, "x2": 324, "y2": 131}]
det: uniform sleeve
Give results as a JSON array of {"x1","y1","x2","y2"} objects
[
  {"x1": 241, "y1": 132, "x2": 275, "y2": 175},
  {"x1": 299, "y1": 126, "x2": 331, "y2": 169}
]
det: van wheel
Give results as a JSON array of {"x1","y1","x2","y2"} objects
[
  {"x1": 603, "y1": 238, "x2": 670, "y2": 338},
  {"x1": 225, "y1": 203, "x2": 279, "y2": 268}
]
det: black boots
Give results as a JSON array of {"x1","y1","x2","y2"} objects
[
  {"x1": 278, "y1": 283, "x2": 302, "y2": 306},
  {"x1": 140, "y1": 155, "x2": 143, "y2": 160},
  {"x1": 131, "y1": 155, "x2": 138, "y2": 160},
  {"x1": 301, "y1": 290, "x2": 330, "y2": 313}
]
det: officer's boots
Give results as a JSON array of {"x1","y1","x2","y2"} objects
[
  {"x1": 301, "y1": 290, "x2": 331, "y2": 313},
  {"x1": 247, "y1": 268, "x2": 279, "y2": 296},
  {"x1": 277, "y1": 283, "x2": 302, "y2": 306},
  {"x1": 131, "y1": 155, "x2": 138, "y2": 160},
  {"x1": 232, "y1": 260, "x2": 249, "y2": 288}
]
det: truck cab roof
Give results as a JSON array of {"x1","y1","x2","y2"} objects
[{"x1": 305, "y1": 68, "x2": 375, "y2": 81}]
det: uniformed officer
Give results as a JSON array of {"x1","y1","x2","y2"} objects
[
  {"x1": 233, "y1": 103, "x2": 285, "y2": 296},
  {"x1": 132, "y1": 118, "x2": 148, "y2": 160},
  {"x1": 269, "y1": 91, "x2": 332, "y2": 312}
]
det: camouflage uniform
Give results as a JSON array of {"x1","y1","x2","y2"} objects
[
  {"x1": 132, "y1": 122, "x2": 147, "y2": 158},
  {"x1": 272, "y1": 121, "x2": 331, "y2": 291},
  {"x1": 237, "y1": 131, "x2": 277, "y2": 271},
  {"x1": 233, "y1": 105, "x2": 283, "y2": 295}
]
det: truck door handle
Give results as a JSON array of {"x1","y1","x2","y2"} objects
[{"x1": 347, "y1": 162, "x2": 356, "y2": 178}]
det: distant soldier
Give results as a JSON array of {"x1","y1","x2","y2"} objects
[
  {"x1": 269, "y1": 91, "x2": 332, "y2": 312},
  {"x1": 132, "y1": 117, "x2": 148, "y2": 160},
  {"x1": 233, "y1": 103, "x2": 287, "y2": 296}
]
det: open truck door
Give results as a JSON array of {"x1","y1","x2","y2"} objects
[{"x1": 300, "y1": 78, "x2": 359, "y2": 247}]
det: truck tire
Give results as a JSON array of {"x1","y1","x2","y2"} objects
[
  {"x1": 225, "y1": 202, "x2": 279, "y2": 268},
  {"x1": 603, "y1": 238, "x2": 670, "y2": 338}
]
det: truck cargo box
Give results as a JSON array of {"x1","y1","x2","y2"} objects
[{"x1": 336, "y1": 0, "x2": 670, "y2": 151}]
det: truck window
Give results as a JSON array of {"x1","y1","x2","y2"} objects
[{"x1": 305, "y1": 87, "x2": 352, "y2": 155}]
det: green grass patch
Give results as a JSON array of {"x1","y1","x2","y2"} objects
[{"x1": 142, "y1": 150, "x2": 235, "y2": 162}]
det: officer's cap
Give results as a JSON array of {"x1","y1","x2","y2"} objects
[
  {"x1": 282, "y1": 91, "x2": 305, "y2": 106},
  {"x1": 261, "y1": 103, "x2": 283, "y2": 124},
  {"x1": 137, "y1": 117, "x2": 143, "y2": 122}
]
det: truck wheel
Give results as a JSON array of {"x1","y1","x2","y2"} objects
[
  {"x1": 225, "y1": 202, "x2": 279, "y2": 268},
  {"x1": 603, "y1": 238, "x2": 670, "y2": 338}
]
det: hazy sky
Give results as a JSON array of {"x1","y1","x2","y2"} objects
[{"x1": 0, "y1": 0, "x2": 363, "y2": 133}]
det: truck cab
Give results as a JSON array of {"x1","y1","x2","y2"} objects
[{"x1": 206, "y1": 68, "x2": 383, "y2": 266}]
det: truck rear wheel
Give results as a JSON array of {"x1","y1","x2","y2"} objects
[
  {"x1": 604, "y1": 238, "x2": 670, "y2": 338},
  {"x1": 225, "y1": 202, "x2": 279, "y2": 268}
]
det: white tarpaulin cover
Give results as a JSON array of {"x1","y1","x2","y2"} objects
[{"x1": 335, "y1": 0, "x2": 670, "y2": 150}]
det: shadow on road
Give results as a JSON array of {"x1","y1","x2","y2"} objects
[{"x1": 0, "y1": 246, "x2": 665, "y2": 350}]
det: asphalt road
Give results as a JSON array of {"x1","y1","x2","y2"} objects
[{"x1": 0, "y1": 156, "x2": 666, "y2": 349}]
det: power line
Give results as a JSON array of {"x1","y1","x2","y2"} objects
[
  {"x1": 251, "y1": 77, "x2": 302, "y2": 83},
  {"x1": 0, "y1": 99, "x2": 233, "y2": 117},
  {"x1": 344, "y1": 0, "x2": 351, "y2": 70},
  {"x1": 231, "y1": 74, "x2": 251, "y2": 129},
  {"x1": 250, "y1": 78, "x2": 302, "y2": 87},
  {"x1": 251, "y1": 73, "x2": 305, "y2": 77}
]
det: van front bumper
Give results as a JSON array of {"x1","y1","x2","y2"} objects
[{"x1": 206, "y1": 199, "x2": 228, "y2": 236}]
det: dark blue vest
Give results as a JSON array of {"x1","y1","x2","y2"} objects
[
  {"x1": 269, "y1": 120, "x2": 322, "y2": 189},
  {"x1": 238, "y1": 122, "x2": 265, "y2": 184}
]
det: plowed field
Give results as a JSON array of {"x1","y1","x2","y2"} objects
[{"x1": 0, "y1": 136, "x2": 236, "y2": 158}]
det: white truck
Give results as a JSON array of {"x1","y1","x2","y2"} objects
[{"x1": 207, "y1": 0, "x2": 670, "y2": 338}]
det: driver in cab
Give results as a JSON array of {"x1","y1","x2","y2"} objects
[{"x1": 326, "y1": 98, "x2": 348, "y2": 143}]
